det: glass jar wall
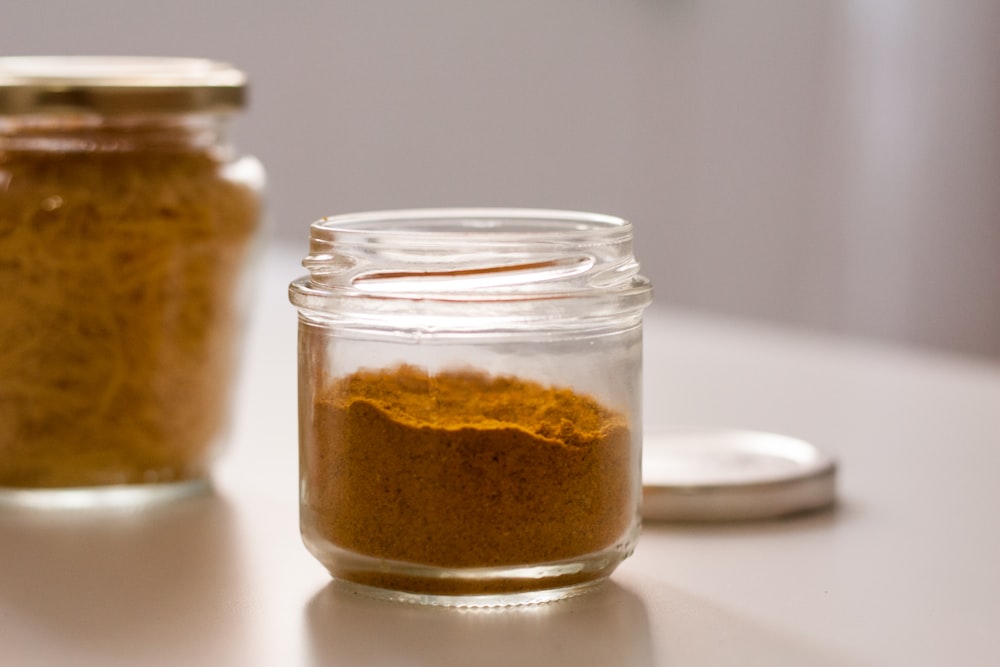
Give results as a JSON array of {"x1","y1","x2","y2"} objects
[{"x1": 290, "y1": 209, "x2": 652, "y2": 606}]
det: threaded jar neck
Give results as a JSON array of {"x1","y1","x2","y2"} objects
[{"x1": 290, "y1": 209, "x2": 653, "y2": 331}]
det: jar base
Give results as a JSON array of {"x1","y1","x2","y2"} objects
[
  {"x1": 330, "y1": 576, "x2": 608, "y2": 608},
  {"x1": 0, "y1": 478, "x2": 211, "y2": 510},
  {"x1": 303, "y1": 532, "x2": 635, "y2": 608}
]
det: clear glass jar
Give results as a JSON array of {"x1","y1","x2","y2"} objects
[
  {"x1": 289, "y1": 209, "x2": 653, "y2": 606},
  {"x1": 0, "y1": 57, "x2": 264, "y2": 507}
]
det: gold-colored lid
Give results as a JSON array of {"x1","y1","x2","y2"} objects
[{"x1": 0, "y1": 56, "x2": 246, "y2": 115}]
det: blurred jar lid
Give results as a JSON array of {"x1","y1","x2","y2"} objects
[
  {"x1": 642, "y1": 428, "x2": 836, "y2": 521},
  {"x1": 0, "y1": 56, "x2": 246, "y2": 115}
]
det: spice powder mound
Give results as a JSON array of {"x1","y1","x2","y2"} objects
[
  {"x1": 304, "y1": 364, "x2": 634, "y2": 576},
  {"x1": 0, "y1": 144, "x2": 259, "y2": 488}
]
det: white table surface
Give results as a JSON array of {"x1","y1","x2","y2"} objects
[{"x1": 2, "y1": 244, "x2": 998, "y2": 666}]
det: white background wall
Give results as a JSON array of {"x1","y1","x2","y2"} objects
[{"x1": 4, "y1": 0, "x2": 999, "y2": 358}]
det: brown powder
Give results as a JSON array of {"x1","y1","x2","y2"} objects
[
  {"x1": 303, "y1": 364, "x2": 634, "y2": 593},
  {"x1": 0, "y1": 139, "x2": 260, "y2": 488}
]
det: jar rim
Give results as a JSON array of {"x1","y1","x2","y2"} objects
[
  {"x1": 0, "y1": 56, "x2": 246, "y2": 115},
  {"x1": 310, "y1": 208, "x2": 630, "y2": 241}
]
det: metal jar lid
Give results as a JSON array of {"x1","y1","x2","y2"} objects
[
  {"x1": 642, "y1": 428, "x2": 837, "y2": 521},
  {"x1": 0, "y1": 56, "x2": 246, "y2": 115}
]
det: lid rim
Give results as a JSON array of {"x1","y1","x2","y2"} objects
[
  {"x1": 0, "y1": 56, "x2": 247, "y2": 114},
  {"x1": 642, "y1": 470, "x2": 837, "y2": 522}
]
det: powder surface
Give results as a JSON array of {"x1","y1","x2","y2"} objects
[
  {"x1": 0, "y1": 144, "x2": 259, "y2": 487},
  {"x1": 304, "y1": 364, "x2": 633, "y2": 572}
]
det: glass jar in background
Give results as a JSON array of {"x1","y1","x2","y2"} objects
[
  {"x1": 289, "y1": 209, "x2": 653, "y2": 606},
  {"x1": 0, "y1": 57, "x2": 265, "y2": 506}
]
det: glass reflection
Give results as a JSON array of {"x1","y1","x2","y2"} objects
[{"x1": 307, "y1": 580, "x2": 654, "y2": 667}]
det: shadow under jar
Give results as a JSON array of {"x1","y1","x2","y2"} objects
[
  {"x1": 0, "y1": 57, "x2": 264, "y2": 507},
  {"x1": 289, "y1": 209, "x2": 652, "y2": 606}
]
